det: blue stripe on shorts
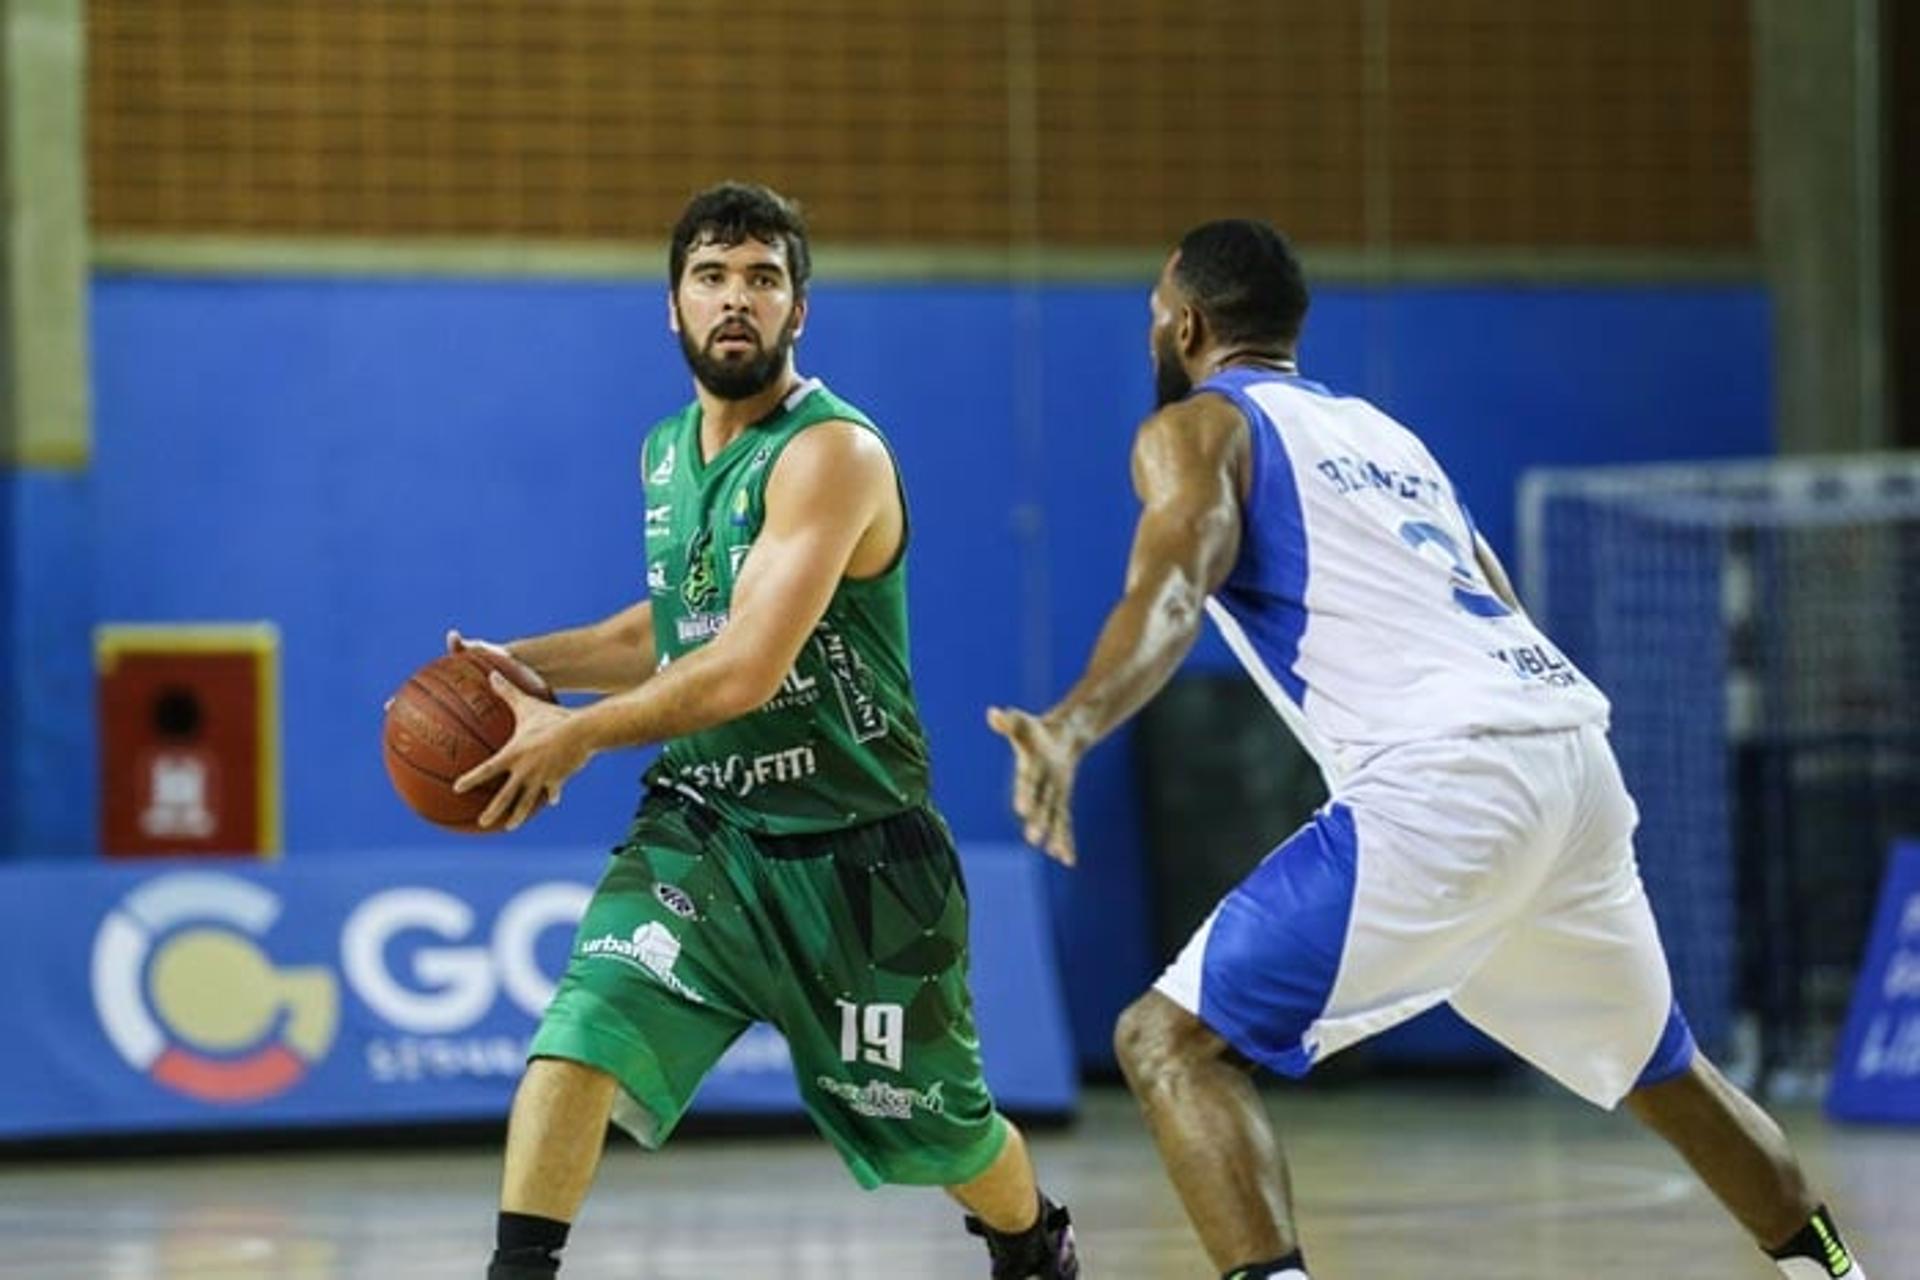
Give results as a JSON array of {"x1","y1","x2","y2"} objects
[
  {"x1": 1198, "y1": 802, "x2": 1359, "y2": 1077},
  {"x1": 1633, "y1": 999, "x2": 1698, "y2": 1089}
]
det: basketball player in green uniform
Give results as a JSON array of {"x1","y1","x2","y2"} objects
[{"x1": 451, "y1": 183, "x2": 1078, "y2": 1280}]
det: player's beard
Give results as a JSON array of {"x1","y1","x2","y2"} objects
[
  {"x1": 679, "y1": 308, "x2": 800, "y2": 401},
  {"x1": 1152, "y1": 326, "x2": 1192, "y2": 408}
]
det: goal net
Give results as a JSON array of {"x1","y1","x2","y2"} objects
[{"x1": 1520, "y1": 455, "x2": 1920, "y2": 1088}]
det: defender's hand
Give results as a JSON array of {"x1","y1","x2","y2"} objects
[
  {"x1": 987, "y1": 705, "x2": 1083, "y2": 867},
  {"x1": 455, "y1": 672, "x2": 589, "y2": 831}
]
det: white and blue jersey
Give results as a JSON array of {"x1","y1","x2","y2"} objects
[
  {"x1": 1197, "y1": 366, "x2": 1610, "y2": 785},
  {"x1": 1155, "y1": 366, "x2": 1695, "y2": 1109}
]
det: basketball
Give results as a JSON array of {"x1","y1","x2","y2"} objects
[{"x1": 382, "y1": 649, "x2": 554, "y2": 832}]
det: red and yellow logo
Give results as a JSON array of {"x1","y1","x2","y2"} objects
[{"x1": 93, "y1": 873, "x2": 338, "y2": 1102}]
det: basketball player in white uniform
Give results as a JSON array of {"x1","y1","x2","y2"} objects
[{"x1": 989, "y1": 220, "x2": 1869, "y2": 1280}]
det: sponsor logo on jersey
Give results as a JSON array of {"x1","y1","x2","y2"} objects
[
  {"x1": 815, "y1": 624, "x2": 887, "y2": 743},
  {"x1": 647, "y1": 561, "x2": 667, "y2": 592},
  {"x1": 679, "y1": 745, "x2": 818, "y2": 798},
  {"x1": 1488, "y1": 642, "x2": 1581, "y2": 688},
  {"x1": 648, "y1": 443, "x2": 676, "y2": 486},
  {"x1": 759, "y1": 665, "x2": 821, "y2": 714},
  {"x1": 813, "y1": 1075, "x2": 945, "y2": 1121},
  {"x1": 675, "y1": 612, "x2": 728, "y2": 644},
  {"x1": 681, "y1": 528, "x2": 720, "y2": 611}
]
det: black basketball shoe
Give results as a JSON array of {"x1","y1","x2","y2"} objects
[{"x1": 965, "y1": 1199, "x2": 1080, "y2": 1279}]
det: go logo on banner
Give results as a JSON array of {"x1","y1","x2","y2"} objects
[
  {"x1": 92, "y1": 873, "x2": 594, "y2": 1101},
  {"x1": 343, "y1": 883, "x2": 589, "y2": 1084},
  {"x1": 92, "y1": 873, "x2": 339, "y2": 1104}
]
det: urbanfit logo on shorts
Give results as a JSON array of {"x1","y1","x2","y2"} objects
[
  {"x1": 92, "y1": 873, "x2": 339, "y2": 1103},
  {"x1": 580, "y1": 922, "x2": 704, "y2": 1003}
]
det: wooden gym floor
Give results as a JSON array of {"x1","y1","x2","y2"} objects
[{"x1": 0, "y1": 1083, "x2": 1910, "y2": 1278}]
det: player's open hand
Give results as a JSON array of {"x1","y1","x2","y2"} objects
[
  {"x1": 455, "y1": 672, "x2": 589, "y2": 831},
  {"x1": 987, "y1": 705, "x2": 1083, "y2": 867}
]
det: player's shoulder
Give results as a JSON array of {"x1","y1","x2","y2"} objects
[
  {"x1": 781, "y1": 378, "x2": 888, "y2": 461},
  {"x1": 801, "y1": 381, "x2": 881, "y2": 432},
  {"x1": 772, "y1": 416, "x2": 896, "y2": 490},
  {"x1": 787, "y1": 414, "x2": 889, "y2": 456},
  {"x1": 1133, "y1": 390, "x2": 1251, "y2": 467}
]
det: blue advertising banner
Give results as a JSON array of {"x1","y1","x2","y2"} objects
[
  {"x1": 0, "y1": 843, "x2": 1075, "y2": 1139},
  {"x1": 1826, "y1": 841, "x2": 1920, "y2": 1124}
]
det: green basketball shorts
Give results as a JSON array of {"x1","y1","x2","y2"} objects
[{"x1": 530, "y1": 791, "x2": 1009, "y2": 1189}]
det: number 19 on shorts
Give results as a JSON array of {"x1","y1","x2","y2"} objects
[{"x1": 836, "y1": 999, "x2": 904, "y2": 1071}]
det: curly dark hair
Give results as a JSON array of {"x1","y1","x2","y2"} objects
[
  {"x1": 669, "y1": 182, "x2": 812, "y2": 296},
  {"x1": 1173, "y1": 219, "x2": 1309, "y2": 346}
]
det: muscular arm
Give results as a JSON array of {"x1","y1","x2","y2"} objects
[
  {"x1": 505, "y1": 600, "x2": 657, "y2": 695},
  {"x1": 1044, "y1": 395, "x2": 1248, "y2": 750},
  {"x1": 567, "y1": 421, "x2": 894, "y2": 751}
]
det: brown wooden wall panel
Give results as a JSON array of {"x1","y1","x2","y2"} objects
[
  {"x1": 1028, "y1": 1, "x2": 1369, "y2": 246},
  {"x1": 1384, "y1": 0, "x2": 1752, "y2": 247},
  {"x1": 88, "y1": 0, "x2": 1753, "y2": 250}
]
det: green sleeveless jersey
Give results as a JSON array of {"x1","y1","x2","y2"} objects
[{"x1": 638, "y1": 378, "x2": 932, "y2": 834}]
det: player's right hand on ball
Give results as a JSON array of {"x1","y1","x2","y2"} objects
[{"x1": 447, "y1": 629, "x2": 554, "y2": 700}]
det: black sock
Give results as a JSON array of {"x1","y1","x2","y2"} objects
[
  {"x1": 1223, "y1": 1249, "x2": 1306, "y2": 1279},
  {"x1": 1767, "y1": 1205, "x2": 1856, "y2": 1276},
  {"x1": 978, "y1": 1193, "x2": 1054, "y2": 1264},
  {"x1": 488, "y1": 1211, "x2": 571, "y2": 1279}
]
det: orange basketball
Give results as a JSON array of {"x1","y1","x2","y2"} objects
[{"x1": 381, "y1": 649, "x2": 553, "y2": 833}]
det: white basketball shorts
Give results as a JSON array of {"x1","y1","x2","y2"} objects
[{"x1": 1154, "y1": 723, "x2": 1696, "y2": 1107}]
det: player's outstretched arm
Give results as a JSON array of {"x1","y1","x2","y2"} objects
[
  {"x1": 1053, "y1": 395, "x2": 1246, "y2": 740},
  {"x1": 990, "y1": 394, "x2": 1246, "y2": 865},
  {"x1": 455, "y1": 421, "x2": 889, "y2": 829},
  {"x1": 456, "y1": 599, "x2": 659, "y2": 696}
]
